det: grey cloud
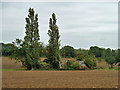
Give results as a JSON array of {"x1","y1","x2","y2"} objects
[{"x1": 2, "y1": 2, "x2": 118, "y2": 49}]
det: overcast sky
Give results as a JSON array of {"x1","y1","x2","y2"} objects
[{"x1": 1, "y1": 2, "x2": 118, "y2": 49}]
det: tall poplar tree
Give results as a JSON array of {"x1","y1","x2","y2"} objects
[
  {"x1": 11, "y1": 8, "x2": 40, "y2": 70},
  {"x1": 23, "y1": 8, "x2": 40, "y2": 70},
  {"x1": 47, "y1": 13, "x2": 61, "y2": 68}
]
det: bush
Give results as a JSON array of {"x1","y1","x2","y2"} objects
[
  {"x1": 71, "y1": 62, "x2": 81, "y2": 69},
  {"x1": 84, "y1": 55, "x2": 96, "y2": 69},
  {"x1": 76, "y1": 54, "x2": 84, "y2": 61},
  {"x1": 64, "y1": 60, "x2": 73, "y2": 68},
  {"x1": 36, "y1": 63, "x2": 41, "y2": 69},
  {"x1": 64, "y1": 60, "x2": 80, "y2": 70},
  {"x1": 43, "y1": 59, "x2": 49, "y2": 63},
  {"x1": 39, "y1": 62, "x2": 52, "y2": 69}
]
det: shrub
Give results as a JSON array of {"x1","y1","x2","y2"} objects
[
  {"x1": 64, "y1": 60, "x2": 73, "y2": 68},
  {"x1": 84, "y1": 55, "x2": 96, "y2": 69},
  {"x1": 64, "y1": 60, "x2": 81, "y2": 70},
  {"x1": 105, "y1": 56, "x2": 116, "y2": 69},
  {"x1": 39, "y1": 62, "x2": 52, "y2": 69},
  {"x1": 36, "y1": 63, "x2": 41, "y2": 69},
  {"x1": 76, "y1": 54, "x2": 84, "y2": 61},
  {"x1": 70, "y1": 62, "x2": 81, "y2": 69},
  {"x1": 43, "y1": 59, "x2": 49, "y2": 63}
]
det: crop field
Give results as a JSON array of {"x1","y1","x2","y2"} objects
[{"x1": 1, "y1": 57, "x2": 118, "y2": 88}]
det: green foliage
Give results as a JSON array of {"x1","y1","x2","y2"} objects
[
  {"x1": 60, "y1": 45, "x2": 75, "y2": 58},
  {"x1": 105, "y1": 56, "x2": 116, "y2": 68},
  {"x1": 76, "y1": 54, "x2": 84, "y2": 61},
  {"x1": 75, "y1": 48, "x2": 88, "y2": 56},
  {"x1": 11, "y1": 8, "x2": 40, "y2": 70},
  {"x1": 64, "y1": 60, "x2": 73, "y2": 68},
  {"x1": 89, "y1": 46, "x2": 118, "y2": 68},
  {"x1": 84, "y1": 54, "x2": 96, "y2": 69},
  {"x1": 23, "y1": 8, "x2": 40, "y2": 70},
  {"x1": 46, "y1": 13, "x2": 61, "y2": 68},
  {"x1": 1, "y1": 43, "x2": 15, "y2": 56},
  {"x1": 11, "y1": 39, "x2": 25, "y2": 65},
  {"x1": 38, "y1": 42, "x2": 46, "y2": 57},
  {"x1": 64, "y1": 60, "x2": 80, "y2": 69},
  {"x1": 89, "y1": 46, "x2": 104, "y2": 58},
  {"x1": 39, "y1": 62, "x2": 52, "y2": 69},
  {"x1": 115, "y1": 49, "x2": 120, "y2": 66},
  {"x1": 104, "y1": 48, "x2": 117, "y2": 68},
  {"x1": 70, "y1": 62, "x2": 81, "y2": 69}
]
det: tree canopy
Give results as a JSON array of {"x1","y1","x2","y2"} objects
[
  {"x1": 11, "y1": 8, "x2": 40, "y2": 70},
  {"x1": 60, "y1": 45, "x2": 75, "y2": 58},
  {"x1": 46, "y1": 13, "x2": 61, "y2": 68}
]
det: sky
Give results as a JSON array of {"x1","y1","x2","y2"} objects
[{"x1": 1, "y1": 1, "x2": 118, "y2": 49}]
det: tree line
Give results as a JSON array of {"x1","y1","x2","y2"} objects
[
  {"x1": 1, "y1": 8, "x2": 120, "y2": 70},
  {"x1": 1, "y1": 42, "x2": 120, "y2": 68}
]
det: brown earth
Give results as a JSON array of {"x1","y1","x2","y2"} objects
[
  {"x1": 2, "y1": 70, "x2": 118, "y2": 88},
  {"x1": 96, "y1": 60, "x2": 109, "y2": 68},
  {"x1": 2, "y1": 57, "x2": 22, "y2": 69},
  {"x1": 1, "y1": 57, "x2": 119, "y2": 88}
]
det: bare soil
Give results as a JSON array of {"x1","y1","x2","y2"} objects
[
  {"x1": 2, "y1": 70, "x2": 118, "y2": 88},
  {"x1": 1, "y1": 57, "x2": 118, "y2": 88},
  {"x1": 2, "y1": 57, "x2": 22, "y2": 69}
]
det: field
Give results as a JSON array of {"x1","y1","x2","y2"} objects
[{"x1": 2, "y1": 57, "x2": 118, "y2": 88}]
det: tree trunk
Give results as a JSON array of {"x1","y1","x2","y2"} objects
[
  {"x1": 59, "y1": 61, "x2": 62, "y2": 68},
  {"x1": 31, "y1": 68, "x2": 34, "y2": 70},
  {"x1": 110, "y1": 64, "x2": 113, "y2": 69}
]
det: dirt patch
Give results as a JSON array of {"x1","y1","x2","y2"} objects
[
  {"x1": 96, "y1": 60, "x2": 118, "y2": 68},
  {"x1": 2, "y1": 70, "x2": 118, "y2": 88},
  {"x1": 2, "y1": 57, "x2": 22, "y2": 69}
]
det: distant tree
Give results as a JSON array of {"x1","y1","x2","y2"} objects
[
  {"x1": 104, "y1": 48, "x2": 111, "y2": 57},
  {"x1": 105, "y1": 56, "x2": 116, "y2": 68},
  {"x1": 84, "y1": 54, "x2": 96, "y2": 69},
  {"x1": 76, "y1": 54, "x2": 84, "y2": 61},
  {"x1": 46, "y1": 13, "x2": 61, "y2": 68},
  {"x1": 2, "y1": 43, "x2": 15, "y2": 56},
  {"x1": 12, "y1": 8, "x2": 40, "y2": 70},
  {"x1": 60, "y1": 45, "x2": 75, "y2": 58},
  {"x1": 89, "y1": 46, "x2": 102, "y2": 57},
  {"x1": 104, "y1": 48, "x2": 117, "y2": 68},
  {"x1": 11, "y1": 39, "x2": 25, "y2": 64},
  {"x1": 38, "y1": 42, "x2": 46, "y2": 57},
  {"x1": 115, "y1": 49, "x2": 120, "y2": 66}
]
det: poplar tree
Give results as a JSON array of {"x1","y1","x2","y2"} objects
[
  {"x1": 11, "y1": 8, "x2": 40, "y2": 70},
  {"x1": 47, "y1": 13, "x2": 61, "y2": 68},
  {"x1": 23, "y1": 8, "x2": 40, "y2": 70}
]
